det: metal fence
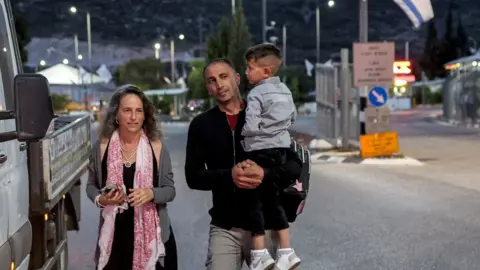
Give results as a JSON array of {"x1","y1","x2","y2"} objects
[
  {"x1": 315, "y1": 51, "x2": 361, "y2": 148},
  {"x1": 443, "y1": 69, "x2": 480, "y2": 125}
]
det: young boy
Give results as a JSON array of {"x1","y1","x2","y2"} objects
[{"x1": 241, "y1": 43, "x2": 301, "y2": 270}]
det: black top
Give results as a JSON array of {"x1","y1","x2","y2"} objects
[{"x1": 184, "y1": 105, "x2": 302, "y2": 230}]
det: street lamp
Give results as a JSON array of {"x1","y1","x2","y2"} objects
[
  {"x1": 262, "y1": 0, "x2": 279, "y2": 43},
  {"x1": 63, "y1": 59, "x2": 69, "y2": 65},
  {"x1": 69, "y1": 6, "x2": 92, "y2": 83},
  {"x1": 168, "y1": 34, "x2": 186, "y2": 83},
  {"x1": 77, "y1": 54, "x2": 83, "y2": 60},
  {"x1": 154, "y1": 43, "x2": 161, "y2": 59},
  {"x1": 316, "y1": 0, "x2": 335, "y2": 63}
]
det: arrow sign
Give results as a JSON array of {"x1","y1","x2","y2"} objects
[{"x1": 368, "y1": 86, "x2": 388, "y2": 107}]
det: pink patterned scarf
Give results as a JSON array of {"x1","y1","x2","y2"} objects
[{"x1": 97, "y1": 130, "x2": 165, "y2": 270}]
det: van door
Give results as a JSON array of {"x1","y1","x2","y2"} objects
[{"x1": 0, "y1": 0, "x2": 31, "y2": 269}]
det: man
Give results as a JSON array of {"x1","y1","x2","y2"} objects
[{"x1": 185, "y1": 58, "x2": 302, "y2": 269}]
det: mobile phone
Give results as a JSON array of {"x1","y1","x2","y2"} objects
[{"x1": 101, "y1": 184, "x2": 118, "y2": 194}]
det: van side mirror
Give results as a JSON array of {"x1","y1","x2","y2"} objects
[{"x1": 14, "y1": 74, "x2": 55, "y2": 142}]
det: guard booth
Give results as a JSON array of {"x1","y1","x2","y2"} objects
[
  {"x1": 442, "y1": 52, "x2": 480, "y2": 124},
  {"x1": 144, "y1": 88, "x2": 189, "y2": 119}
]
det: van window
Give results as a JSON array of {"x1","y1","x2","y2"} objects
[{"x1": 0, "y1": 1, "x2": 18, "y2": 110}]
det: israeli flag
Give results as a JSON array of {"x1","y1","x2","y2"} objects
[{"x1": 394, "y1": 0, "x2": 434, "y2": 28}]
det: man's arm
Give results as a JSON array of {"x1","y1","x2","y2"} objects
[
  {"x1": 241, "y1": 89, "x2": 264, "y2": 137},
  {"x1": 184, "y1": 117, "x2": 233, "y2": 191}
]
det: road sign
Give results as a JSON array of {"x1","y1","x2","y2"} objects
[
  {"x1": 353, "y1": 42, "x2": 395, "y2": 87},
  {"x1": 368, "y1": 86, "x2": 388, "y2": 107},
  {"x1": 365, "y1": 107, "x2": 391, "y2": 134},
  {"x1": 359, "y1": 131, "x2": 399, "y2": 158}
]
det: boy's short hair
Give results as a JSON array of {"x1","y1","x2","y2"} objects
[
  {"x1": 244, "y1": 43, "x2": 282, "y2": 74},
  {"x1": 244, "y1": 43, "x2": 282, "y2": 62}
]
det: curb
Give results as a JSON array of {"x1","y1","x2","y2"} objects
[
  {"x1": 311, "y1": 152, "x2": 424, "y2": 166},
  {"x1": 430, "y1": 116, "x2": 480, "y2": 129}
]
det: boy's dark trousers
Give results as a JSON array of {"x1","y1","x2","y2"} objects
[{"x1": 245, "y1": 148, "x2": 292, "y2": 236}]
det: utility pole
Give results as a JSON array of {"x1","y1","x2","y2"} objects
[
  {"x1": 359, "y1": 0, "x2": 368, "y2": 135},
  {"x1": 262, "y1": 0, "x2": 267, "y2": 42},
  {"x1": 198, "y1": 15, "x2": 203, "y2": 48},
  {"x1": 282, "y1": 25, "x2": 287, "y2": 82},
  {"x1": 316, "y1": 7, "x2": 320, "y2": 63}
]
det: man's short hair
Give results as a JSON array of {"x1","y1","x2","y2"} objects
[
  {"x1": 244, "y1": 43, "x2": 282, "y2": 62},
  {"x1": 203, "y1": 58, "x2": 236, "y2": 77}
]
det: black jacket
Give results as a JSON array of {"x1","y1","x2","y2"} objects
[{"x1": 185, "y1": 105, "x2": 302, "y2": 230}]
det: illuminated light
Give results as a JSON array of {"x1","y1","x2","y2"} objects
[
  {"x1": 3, "y1": 48, "x2": 6, "y2": 52},
  {"x1": 394, "y1": 79, "x2": 408, "y2": 86},
  {"x1": 445, "y1": 63, "x2": 460, "y2": 70},
  {"x1": 62, "y1": 194, "x2": 66, "y2": 199},
  {"x1": 44, "y1": 214, "x2": 48, "y2": 221},
  {"x1": 395, "y1": 75, "x2": 415, "y2": 83},
  {"x1": 77, "y1": 54, "x2": 83, "y2": 60},
  {"x1": 394, "y1": 61, "x2": 412, "y2": 74},
  {"x1": 473, "y1": 61, "x2": 478, "y2": 67},
  {"x1": 10, "y1": 261, "x2": 14, "y2": 270}
]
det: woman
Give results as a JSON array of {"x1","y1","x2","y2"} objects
[{"x1": 86, "y1": 84, "x2": 177, "y2": 270}]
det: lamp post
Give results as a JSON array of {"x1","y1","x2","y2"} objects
[
  {"x1": 316, "y1": 0, "x2": 335, "y2": 64},
  {"x1": 262, "y1": 0, "x2": 276, "y2": 43},
  {"x1": 282, "y1": 24, "x2": 287, "y2": 82},
  {"x1": 69, "y1": 6, "x2": 92, "y2": 84}
]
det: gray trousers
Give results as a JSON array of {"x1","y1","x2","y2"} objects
[{"x1": 205, "y1": 225, "x2": 279, "y2": 270}]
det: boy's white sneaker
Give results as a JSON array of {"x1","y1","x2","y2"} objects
[
  {"x1": 274, "y1": 248, "x2": 301, "y2": 270},
  {"x1": 250, "y1": 249, "x2": 275, "y2": 270}
]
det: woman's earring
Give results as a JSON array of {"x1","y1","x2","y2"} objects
[{"x1": 116, "y1": 119, "x2": 119, "y2": 124}]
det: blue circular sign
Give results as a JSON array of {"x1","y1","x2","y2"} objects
[{"x1": 368, "y1": 86, "x2": 388, "y2": 107}]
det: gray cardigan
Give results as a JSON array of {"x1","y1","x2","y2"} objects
[{"x1": 86, "y1": 140, "x2": 175, "y2": 262}]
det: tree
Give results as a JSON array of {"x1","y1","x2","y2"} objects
[
  {"x1": 113, "y1": 57, "x2": 166, "y2": 90},
  {"x1": 419, "y1": 21, "x2": 440, "y2": 79},
  {"x1": 206, "y1": 18, "x2": 231, "y2": 61},
  {"x1": 228, "y1": 1, "x2": 252, "y2": 93},
  {"x1": 455, "y1": 17, "x2": 470, "y2": 57},
  {"x1": 187, "y1": 60, "x2": 208, "y2": 99},
  {"x1": 13, "y1": 9, "x2": 30, "y2": 64},
  {"x1": 50, "y1": 93, "x2": 70, "y2": 111},
  {"x1": 205, "y1": 0, "x2": 253, "y2": 93}
]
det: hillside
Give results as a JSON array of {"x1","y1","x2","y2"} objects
[{"x1": 13, "y1": 0, "x2": 480, "y2": 65}]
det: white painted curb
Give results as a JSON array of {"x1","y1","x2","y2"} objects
[
  {"x1": 308, "y1": 139, "x2": 335, "y2": 150},
  {"x1": 360, "y1": 157, "x2": 424, "y2": 166}
]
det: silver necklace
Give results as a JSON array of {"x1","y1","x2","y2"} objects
[{"x1": 121, "y1": 149, "x2": 137, "y2": 168}]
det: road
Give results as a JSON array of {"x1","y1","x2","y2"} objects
[{"x1": 69, "y1": 121, "x2": 480, "y2": 269}]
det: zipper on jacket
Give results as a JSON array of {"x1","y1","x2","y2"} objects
[{"x1": 226, "y1": 115, "x2": 236, "y2": 192}]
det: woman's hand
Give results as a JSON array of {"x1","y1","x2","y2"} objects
[
  {"x1": 98, "y1": 189, "x2": 126, "y2": 206},
  {"x1": 128, "y1": 188, "x2": 154, "y2": 206}
]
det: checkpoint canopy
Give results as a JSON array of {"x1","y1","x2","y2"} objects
[
  {"x1": 144, "y1": 88, "x2": 189, "y2": 118},
  {"x1": 37, "y1": 63, "x2": 104, "y2": 85},
  {"x1": 36, "y1": 63, "x2": 113, "y2": 104}
]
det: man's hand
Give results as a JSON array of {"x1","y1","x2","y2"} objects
[
  {"x1": 242, "y1": 160, "x2": 265, "y2": 181},
  {"x1": 232, "y1": 162, "x2": 262, "y2": 189}
]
